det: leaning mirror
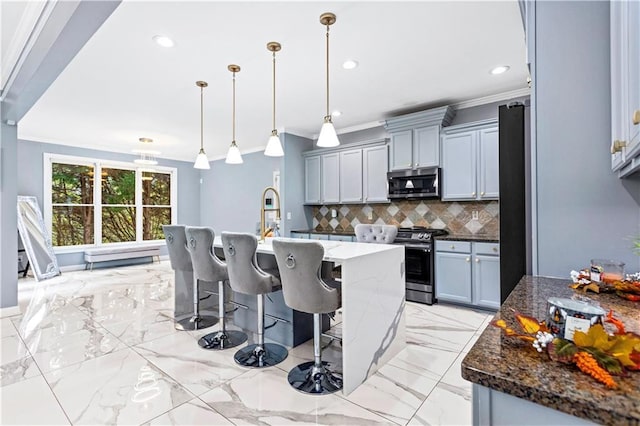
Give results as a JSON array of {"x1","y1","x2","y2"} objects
[{"x1": 17, "y1": 196, "x2": 60, "y2": 281}]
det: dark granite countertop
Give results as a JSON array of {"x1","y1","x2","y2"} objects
[
  {"x1": 462, "y1": 275, "x2": 640, "y2": 425},
  {"x1": 291, "y1": 229, "x2": 356, "y2": 236},
  {"x1": 435, "y1": 234, "x2": 499, "y2": 243}
]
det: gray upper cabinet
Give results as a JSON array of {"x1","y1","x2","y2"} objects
[
  {"x1": 390, "y1": 130, "x2": 413, "y2": 171},
  {"x1": 339, "y1": 149, "x2": 363, "y2": 203},
  {"x1": 363, "y1": 145, "x2": 389, "y2": 202},
  {"x1": 442, "y1": 120, "x2": 499, "y2": 201},
  {"x1": 384, "y1": 106, "x2": 455, "y2": 171},
  {"x1": 321, "y1": 153, "x2": 340, "y2": 203},
  {"x1": 478, "y1": 127, "x2": 499, "y2": 199},
  {"x1": 442, "y1": 131, "x2": 476, "y2": 200},
  {"x1": 303, "y1": 138, "x2": 388, "y2": 205},
  {"x1": 304, "y1": 156, "x2": 321, "y2": 204},
  {"x1": 414, "y1": 125, "x2": 440, "y2": 168},
  {"x1": 610, "y1": 0, "x2": 640, "y2": 177}
]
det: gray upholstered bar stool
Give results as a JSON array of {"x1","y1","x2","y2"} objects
[
  {"x1": 272, "y1": 239, "x2": 343, "y2": 395},
  {"x1": 185, "y1": 226, "x2": 248, "y2": 350},
  {"x1": 354, "y1": 224, "x2": 398, "y2": 243},
  {"x1": 221, "y1": 232, "x2": 288, "y2": 368},
  {"x1": 163, "y1": 225, "x2": 218, "y2": 331}
]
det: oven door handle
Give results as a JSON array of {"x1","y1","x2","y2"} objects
[{"x1": 403, "y1": 245, "x2": 432, "y2": 252}]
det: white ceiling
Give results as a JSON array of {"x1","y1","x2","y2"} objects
[{"x1": 17, "y1": 1, "x2": 528, "y2": 162}]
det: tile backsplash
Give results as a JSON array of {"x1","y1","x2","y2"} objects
[{"x1": 312, "y1": 200, "x2": 499, "y2": 237}]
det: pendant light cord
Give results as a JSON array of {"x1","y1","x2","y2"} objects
[
  {"x1": 325, "y1": 23, "x2": 330, "y2": 119},
  {"x1": 232, "y1": 71, "x2": 236, "y2": 142},
  {"x1": 200, "y1": 85, "x2": 204, "y2": 150},
  {"x1": 272, "y1": 51, "x2": 276, "y2": 131}
]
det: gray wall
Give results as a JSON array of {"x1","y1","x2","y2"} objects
[
  {"x1": 199, "y1": 150, "x2": 283, "y2": 235},
  {"x1": 1, "y1": 121, "x2": 19, "y2": 309},
  {"x1": 534, "y1": 1, "x2": 640, "y2": 277},
  {"x1": 281, "y1": 133, "x2": 314, "y2": 236},
  {"x1": 16, "y1": 139, "x2": 201, "y2": 267}
]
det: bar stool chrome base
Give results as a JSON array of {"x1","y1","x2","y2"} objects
[
  {"x1": 234, "y1": 343, "x2": 288, "y2": 368},
  {"x1": 198, "y1": 330, "x2": 247, "y2": 350},
  {"x1": 288, "y1": 361, "x2": 343, "y2": 395},
  {"x1": 175, "y1": 315, "x2": 218, "y2": 331}
]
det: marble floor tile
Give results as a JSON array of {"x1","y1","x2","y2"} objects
[
  {"x1": 276, "y1": 336, "x2": 343, "y2": 375},
  {"x1": 388, "y1": 345, "x2": 459, "y2": 381},
  {"x1": 406, "y1": 323, "x2": 476, "y2": 353},
  {"x1": 408, "y1": 383, "x2": 472, "y2": 426},
  {"x1": 134, "y1": 331, "x2": 247, "y2": 396},
  {"x1": 440, "y1": 353, "x2": 472, "y2": 402},
  {"x1": 92, "y1": 305, "x2": 179, "y2": 346},
  {"x1": 1, "y1": 317, "x2": 18, "y2": 337},
  {"x1": 343, "y1": 363, "x2": 438, "y2": 425},
  {"x1": 199, "y1": 367, "x2": 394, "y2": 425},
  {"x1": 0, "y1": 375, "x2": 70, "y2": 425},
  {"x1": 0, "y1": 335, "x2": 40, "y2": 386},
  {"x1": 43, "y1": 347, "x2": 193, "y2": 425},
  {"x1": 405, "y1": 303, "x2": 489, "y2": 331},
  {"x1": 146, "y1": 398, "x2": 233, "y2": 425}
]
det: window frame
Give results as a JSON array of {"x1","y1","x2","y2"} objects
[{"x1": 44, "y1": 153, "x2": 178, "y2": 253}]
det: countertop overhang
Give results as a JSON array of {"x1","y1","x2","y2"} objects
[{"x1": 462, "y1": 275, "x2": 640, "y2": 425}]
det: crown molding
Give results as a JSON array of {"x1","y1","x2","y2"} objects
[{"x1": 451, "y1": 87, "x2": 530, "y2": 110}]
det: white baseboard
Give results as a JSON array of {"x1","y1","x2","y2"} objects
[{"x1": 0, "y1": 305, "x2": 21, "y2": 318}]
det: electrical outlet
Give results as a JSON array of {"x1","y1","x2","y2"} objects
[
  {"x1": 287, "y1": 212, "x2": 292, "y2": 220},
  {"x1": 368, "y1": 211, "x2": 373, "y2": 220},
  {"x1": 472, "y1": 210, "x2": 479, "y2": 220},
  {"x1": 331, "y1": 209, "x2": 337, "y2": 218}
]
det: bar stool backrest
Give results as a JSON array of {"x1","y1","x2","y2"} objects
[
  {"x1": 354, "y1": 224, "x2": 398, "y2": 244},
  {"x1": 185, "y1": 226, "x2": 228, "y2": 282},
  {"x1": 272, "y1": 240, "x2": 340, "y2": 315},
  {"x1": 162, "y1": 225, "x2": 192, "y2": 271},
  {"x1": 221, "y1": 232, "x2": 277, "y2": 295}
]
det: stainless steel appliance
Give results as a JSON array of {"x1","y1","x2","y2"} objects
[
  {"x1": 394, "y1": 226, "x2": 448, "y2": 305},
  {"x1": 387, "y1": 167, "x2": 441, "y2": 200}
]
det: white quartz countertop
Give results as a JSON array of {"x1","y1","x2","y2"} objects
[{"x1": 212, "y1": 236, "x2": 403, "y2": 262}]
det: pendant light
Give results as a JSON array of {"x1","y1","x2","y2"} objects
[
  {"x1": 225, "y1": 64, "x2": 243, "y2": 164},
  {"x1": 193, "y1": 81, "x2": 210, "y2": 169},
  {"x1": 264, "y1": 42, "x2": 284, "y2": 157},
  {"x1": 316, "y1": 12, "x2": 340, "y2": 148}
]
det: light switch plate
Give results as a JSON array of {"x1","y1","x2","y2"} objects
[
  {"x1": 472, "y1": 210, "x2": 479, "y2": 220},
  {"x1": 331, "y1": 209, "x2": 337, "y2": 218},
  {"x1": 287, "y1": 212, "x2": 292, "y2": 220}
]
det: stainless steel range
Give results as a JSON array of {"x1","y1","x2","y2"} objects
[{"x1": 394, "y1": 227, "x2": 448, "y2": 305}]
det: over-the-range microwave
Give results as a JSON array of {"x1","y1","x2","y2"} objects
[{"x1": 387, "y1": 167, "x2": 441, "y2": 199}]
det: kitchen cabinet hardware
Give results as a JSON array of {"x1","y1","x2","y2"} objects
[
  {"x1": 480, "y1": 191, "x2": 485, "y2": 196},
  {"x1": 451, "y1": 245, "x2": 455, "y2": 250},
  {"x1": 492, "y1": 247, "x2": 498, "y2": 252},
  {"x1": 611, "y1": 139, "x2": 627, "y2": 154},
  {"x1": 472, "y1": 191, "x2": 476, "y2": 196},
  {"x1": 475, "y1": 258, "x2": 480, "y2": 263},
  {"x1": 465, "y1": 257, "x2": 470, "y2": 262},
  {"x1": 633, "y1": 109, "x2": 640, "y2": 125}
]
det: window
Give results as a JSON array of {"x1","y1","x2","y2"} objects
[{"x1": 45, "y1": 154, "x2": 177, "y2": 248}]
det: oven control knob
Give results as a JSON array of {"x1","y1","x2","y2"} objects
[{"x1": 419, "y1": 233, "x2": 426, "y2": 239}]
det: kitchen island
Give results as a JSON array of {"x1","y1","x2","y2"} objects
[
  {"x1": 213, "y1": 236, "x2": 406, "y2": 395},
  {"x1": 462, "y1": 276, "x2": 640, "y2": 425}
]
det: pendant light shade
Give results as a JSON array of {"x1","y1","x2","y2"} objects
[
  {"x1": 193, "y1": 81, "x2": 210, "y2": 169},
  {"x1": 225, "y1": 64, "x2": 243, "y2": 164},
  {"x1": 317, "y1": 12, "x2": 340, "y2": 148},
  {"x1": 264, "y1": 42, "x2": 284, "y2": 157}
]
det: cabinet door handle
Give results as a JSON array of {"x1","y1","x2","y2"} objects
[
  {"x1": 472, "y1": 191, "x2": 476, "y2": 197},
  {"x1": 611, "y1": 140, "x2": 627, "y2": 154},
  {"x1": 480, "y1": 191, "x2": 485, "y2": 196},
  {"x1": 407, "y1": 163, "x2": 411, "y2": 167},
  {"x1": 633, "y1": 109, "x2": 640, "y2": 125},
  {"x1": 475, "y1": 258, "x2": 480, "y2": 263},
  {"x1": 451, "y1": 245, "x2": 455, "y2": 250},
  {"x1": 492, "y1": 247, "x2": 498, "y2": 253},
  {"x1": 465, "y1": 257, "x2": 470, "y2": 262}
]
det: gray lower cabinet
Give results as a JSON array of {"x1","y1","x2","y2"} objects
[
  {"x1": 339, "y1": 149, "x2": 363, "y2": 202},
  {"x1": 291, "y1": 232, "x2": 309, "y2": 239},
  {"x1": 328, "y1": 234, "x2": 354, "y2": 242},
  {"x1": 435, "y1": 240, "x2": 500, "y2": 309},
  {"x1": 309, "y1": 234, "x2": 330, "y2": 241},
  {"x1": 304, "y1": 156, "x2": 321, "y2": 204}
]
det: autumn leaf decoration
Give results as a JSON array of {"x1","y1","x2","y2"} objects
[{"x1": 492, "y1": 311, "x2": 640, "y2": 389}]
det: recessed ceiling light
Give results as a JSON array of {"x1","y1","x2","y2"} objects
[
  {"x1": 342, "y1": 60, "x2": 358, "y2": 70},
  {"x1": 490, "y1": 65, "x2": 510, "y2": 75},
  {"x1": 153, "y1": 35, "x2": 174, "y2": 48},
  {"x1": 332, "y1": 110, "x2": 342, "y2": 117}
]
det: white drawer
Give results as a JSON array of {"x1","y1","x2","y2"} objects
[
  {"x1": 475, "y1": 242, "x2": 499, "y2": 256},
  {"x1": 435, "y1": 240, "x2": 471, "y2": 253}
]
